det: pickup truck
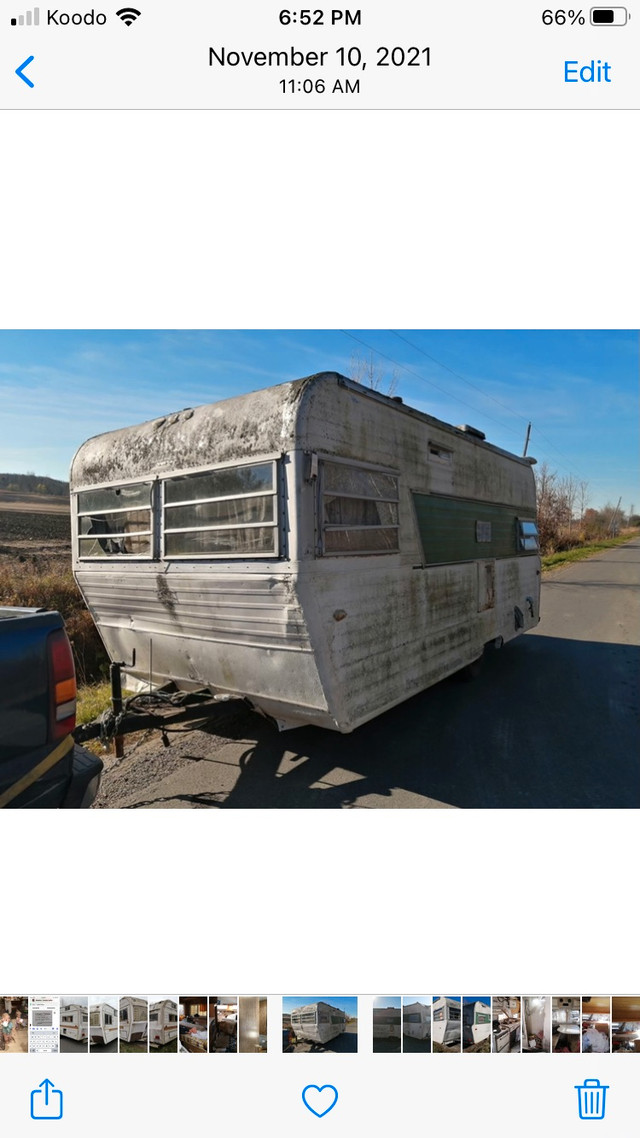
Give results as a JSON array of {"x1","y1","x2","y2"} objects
[{"x1": 0, "y1": 607, "x2": 103, "y2": 808}]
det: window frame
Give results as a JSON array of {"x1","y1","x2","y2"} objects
[
  {"x1": 517, "y1": 517, "x2": 540, "y2": 552},
  {"x1": 76, "y1": 478, "x2": 155, "y2": 561},
  {"x1": 318, "y1": 456, "x2": 400, "y2": 557},
  {"x1": 161, "y1": 458, "x2": 280, "y2": 561}
]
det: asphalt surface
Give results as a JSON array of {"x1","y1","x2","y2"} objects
[{"x1": 94, "y1": 539, "x2": 640, "y2": 810}]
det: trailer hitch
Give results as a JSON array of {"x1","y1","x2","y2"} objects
[{"x1": 74, "y1": 674, "x2": 249, "y2": 754}]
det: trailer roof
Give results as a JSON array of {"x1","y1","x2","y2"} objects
[{"x1": 70, "y1": 372, "x2": 534, "y2": 489}]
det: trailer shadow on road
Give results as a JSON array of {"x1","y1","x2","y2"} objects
[{"x1": 126, "y1": 635, "x2": 639, "y2": 810}]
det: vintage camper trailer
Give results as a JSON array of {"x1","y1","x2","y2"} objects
[
  {"x1": 149, "y1": 1000, "x2": 178, "y2": 1047},
  {"x1": 373, "y1": 1006, "x2": 402, "y2": 1040},
  {"x1": 60, "y1": 1003, "x2": 88, "y2": 1041},
  {"x1": 432, "y1": 998, "x2": 462, "y2": 1047},
  {"x1": 119, "y1": 997, "x2": 148, "y2": 1044},
  {"x1": 403, "y1": 1001, "x2": 431, "y2": 1042},
  {"x1": 70, "y1": 372, "x2": 540, "y2": 733},
  {"x1": 463, "y1": 1001, "x2": 492, "y2": 1047},
  {"x1": 89, "y1": 1003, "x2": 118, "y2": 1047},
  {"x1": 290, "y1": 1001, "x2": 347, "y2": 1045}
]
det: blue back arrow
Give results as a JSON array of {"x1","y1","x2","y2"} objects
[{"x1": 16, "y1": 56, "x2": 35, "y2": 88}]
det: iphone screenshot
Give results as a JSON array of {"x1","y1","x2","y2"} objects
[{"x1": 1, "y1": 1, "x2": 638, "y2": 1134}]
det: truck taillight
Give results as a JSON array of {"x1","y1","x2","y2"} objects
[{"x1": 48, "y1": 627, "x2": 77, "y2": 739}]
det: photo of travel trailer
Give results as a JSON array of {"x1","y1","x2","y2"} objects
[
  {"x1": 582, "y1": 997, "x2": 611, "y2": 1053},
  {"x1": 179, "y1": 998, "x2": 208, "y2": 1053},
  {"x1": 492, "y1": 998, "x2": 521, "y2": 1053},
  {"x1": 283, "y1": 998, "x2": 357, "y2": 1052},
  {"x1": 402, "y1": 998, "x2": 432, "y2": 1053},
  {"x1": 59, "y1": 998, "x2": 89, "y2": 1053},
  {"x1": 463, "y1": 998, "x2": 491, "y2": 1052},
  {"x1": 552, "y1": 997, "x2": 581, "y2": 1053},
  {"x1": 373, "y1": 997, "x2": 402, "y2": 1053},
  {"x1": 119, "y1": 997, "x2": 148, "y2": 1053},
  {"x1": 432, "y1": 997, "x2": 461, "y2": 1052},
  {"x1": 611, "y1": 998, "x2": 640, "y2": 1052},
  {"x1": 238, "y1": 997, "x2": 267, "y2": 1053},
  {"x1": 89, "y1": 998, "x2": 119, "y2": 1052},
  {"x1": 522, "y1": 997, "x2": 551, "y2": 1053},
  {"x1": 149, "y1": 999, "x2": 178, "y2": 1052},
  {"x1": 208, "y1": 997, "x2": 237, "y2": 1053},
  {"x1": 70, "y1": 371, "x2": 540, "y2": 737},
  {"x1": 0, "y1": 997, "x2": 28, "y2": 1054}
]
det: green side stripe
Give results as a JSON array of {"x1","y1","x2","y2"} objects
[{"x1": 412, "y1": 493, "x2": 535, "y2": 565}]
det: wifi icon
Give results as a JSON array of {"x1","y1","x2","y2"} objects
[{"x1": 116, "y1": 6, "x2": 141, "y2": 24}]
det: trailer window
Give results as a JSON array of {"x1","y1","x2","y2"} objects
[
  {"x1": 321, "y1": 461, "x2": 399, "y2": 554},
  {"x1": 518, "y1": 519, "x2": 540, "y2": 551},
  {"x1": 163, "y1": 461, "x2": 278, "y2": 558},
  {"x1": 404, "y1": 1013, "x2": 423, "y2": 1024},
  {"x1": 428, "y1": 443, "x2": 453, "y2": 463},
  {"x1": 294, "y1": 1011, "x2": 317, "y2": 1024},
  {"x1": 433, "y1": 1007, "x2": 445, "y2": 1021},
  {"x1": 77, "y1": 481, "x2": 153, "y2": 558}
]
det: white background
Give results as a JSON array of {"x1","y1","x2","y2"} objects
[{"x1": 1, "y1": 97, "x2": 638, "y2": 1125}]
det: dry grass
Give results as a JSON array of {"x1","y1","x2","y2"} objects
[
  {"x1": 0, "y1": 557, "x2": 108, "y2": 686},
  {"x1": 541, "y1": 530, "x2": 639, "y2": 572}
]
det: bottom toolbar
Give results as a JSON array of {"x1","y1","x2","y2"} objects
[{"x1": 2, "y1": 995, "x2": 637, "y2": 1056}]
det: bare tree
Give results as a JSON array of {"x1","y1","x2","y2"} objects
[
  {"x1": 349, "y1": 351, "x2": 399, "y2": 397},
  {"x1": 535, "y1": 463, "x2": 581, "y2": 552},
  {"x1": 578, "y1": 480, "x2": 589, "y2": 523}
]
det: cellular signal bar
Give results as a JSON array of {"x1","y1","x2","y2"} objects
[{"x1": 11, "y1": 7, "x2": 40, "y2": 25}]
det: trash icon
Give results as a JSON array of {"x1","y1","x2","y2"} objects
[{"x1": 575, "y1": 1078, "x2": 609, "y2": 1120}]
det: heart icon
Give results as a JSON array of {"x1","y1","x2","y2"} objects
[{"x1": 302, "y1": 1084, "x2": 339, "y2": 1118}]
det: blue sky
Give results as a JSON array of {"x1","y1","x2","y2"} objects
[
  {"x1": 282, "y1": 996, "x2": 358, "y2": 1017},
  {"x1": 463, "y1": 997, "x2": 490, "y2": 1007},
  {"x1": 374, "y1": 996, "x2": 401, "y2": 1009},
  {"x1": 0, "y1": 330, "x2": 637, "y2": 511}
]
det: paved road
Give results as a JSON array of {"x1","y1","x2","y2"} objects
[{"x1": 94, "y1": 540, "x2": 640, "y2": 810}]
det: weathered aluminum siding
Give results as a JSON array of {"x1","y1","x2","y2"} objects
[{"x1": 75, "y1": 564, "x2": 329, "y2": 718}]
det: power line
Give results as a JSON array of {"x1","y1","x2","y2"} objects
[
  {"x1": 390, "y1": 330, "x2": 588, "y2": 478},
  {"x1": 341, "y1": 330, "x2": 525, "y2": 441},
  {"x1": 341, "y1": 329, "x2": 588, "y2": 483}
]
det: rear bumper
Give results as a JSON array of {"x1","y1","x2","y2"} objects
[{"x1": 1, "y1": 738, "x2": 103, "y2": 809}]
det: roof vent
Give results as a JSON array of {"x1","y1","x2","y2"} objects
[
  {"x1": 456, "y1": 424, "x2": 486, "y2": 440},
  {"x1": 391, "y1": 396, "x2": 403, "y2": 404}
]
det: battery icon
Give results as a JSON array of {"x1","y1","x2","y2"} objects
[{"x1": 590, "y1": 7, "x2": 628, "y2": 22}]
